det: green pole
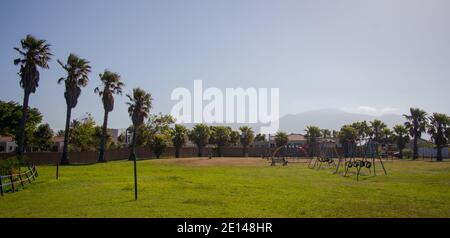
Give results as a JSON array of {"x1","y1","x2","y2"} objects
[{"x1": 133, "y1": 153, "x2": 138, "y2": 201}]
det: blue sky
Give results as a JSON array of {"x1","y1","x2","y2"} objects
[{"x1": 1, "y1": 0, "x2": 449, "y2": 130}]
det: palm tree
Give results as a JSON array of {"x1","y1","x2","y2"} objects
[
  {"x1": 229, "y1": 130, "x2": 240, "y2": 146},
  {"x1": 370, "y1": 119, "x2": 387, "y2": 155},
  {"x1": 170, "y1": 124, "x2": 189, "y2": 158},
  {"x1": 321, "y1": 129, "x2": 331, "y2": 138},
  {"x1": 126, "y1": 88, "x2": 152, "y2": 201},
  {"x1": 404, "y1": 108, "x2": 428, "y2": 159},
  {"x1": 274, "y1": 131, "x2": 288, "y2": 147},
  {"x1": 254, "y1": 133, "x2": 267, "y2": 142},
  {"x1": 239, "y1": 126, "x2": 255, "y2": 156},
  {"x1": 427, "y1": 113, "x2": 450, "y2": 161},
  {"x1": 126, "y1": 88, "x2": 152, "y2": 161},
  {"x1": 305, "y1": 126, "x2": 322, "y2": 156},
  {"x1": 392, "y1": 125, "x2": 410, "y2": 159},
  {"x1": 370, "y1": 120, "x2": 387, "y2": 142},
  {"x1": 189, "y1": 124, "x2": 210, "y2": 157},
  {"x1": 351, "y1": 121, "x2": 370, "y2": 141},
  {"x1": 381, "y1": 127, "x2": 393, "y2": 145},
  {"x1": 211, "y1": 126, "x2": 231, "y2": 157},
  {"x1": 13, "y1": 35, "x2": 52, "y2": 155},
  {"x1": 94, "y1": 70, "x2": 124, "y2": 163},
  {"x1": 58, "y1": 54, "x2": 91, "y2": 165},
  {"x1": 338, "y1": 125, "x2": 358, "y2": 157}
]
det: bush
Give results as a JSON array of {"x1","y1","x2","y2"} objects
[
  {"x1": 148, "y1": 134, "x2": 168, "y2": 159},
  {"x1": 402, "y1": 149, "x2": 412, "y2": 159},
  {"x1": 0, "y1": 156, "x2": 25, "y2": 176}
]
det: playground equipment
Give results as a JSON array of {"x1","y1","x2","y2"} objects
[
  {"x1": 0, "y1": 164, "x2": 38, "y2": 196},
  {"x1": 342, "y1": 138, "x2": 388, "y2": 181},
  {"x1": 269, "y1": 146, "x2": 288, "y2": 166},
  {"x1": 307, "y1": 139, "x2": 341, "y2": 171},
  {"x1": 268, "y1": 144, "x2": 310, "y2": 166}
]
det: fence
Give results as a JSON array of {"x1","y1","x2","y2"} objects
[
  {"x1": 0, "y1": 146, "x2": 274, "y2": 165},
  {"x1": 418, "y1": 147, "x2": 449, "y2": 159},
  {"x1": 0, "y1": 164, "x2": 38, "y2": 196}
]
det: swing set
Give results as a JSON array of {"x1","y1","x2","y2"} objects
[
  {"x1": 307, "y1": 137, "x2": 389, "y2": 181},
  {"x1": 337, "y1": 138, "x2": 388, "y2": 181},
  {"x1": 307, "y1": 139, "x2": 341, "y2": 170}
]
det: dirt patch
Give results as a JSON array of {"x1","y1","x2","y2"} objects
[
  {"x1": 149, "y1": 157, "x2": 311, "y2": 167},
  {"x1": 150, "y1": 157, "x2": 269, "y2": 167}
]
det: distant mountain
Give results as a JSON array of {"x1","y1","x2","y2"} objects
[{"x1": 278, "y1": 109, "x2": 405, "y2": 133}]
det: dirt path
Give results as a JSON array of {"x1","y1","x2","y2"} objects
[{"x1": 150, "y1": 157, "x2": 311, "y2": 167}]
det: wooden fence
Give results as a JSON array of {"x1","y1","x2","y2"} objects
[{"x1": 0, "y1": 165, "x2": 38, "y2": 196}]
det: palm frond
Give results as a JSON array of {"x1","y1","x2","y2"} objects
[{"x1": 57, "y1": 77, "x2": 66, "y2": 84}]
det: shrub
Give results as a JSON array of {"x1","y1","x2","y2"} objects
[
  {"x1": 402, "y1": 149, "x2": 412, "y2": 159},
  {"x1": 0, "y1": 156, "x2": 25, "y2": 176}
]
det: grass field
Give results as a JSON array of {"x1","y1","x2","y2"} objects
[{"x1": 0, "y1": 157, "x2": 449, "y2": 218}]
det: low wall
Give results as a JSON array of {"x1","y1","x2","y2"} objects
[{"x1": 0, "y1": 146, "x2": 273, "y2": 165}]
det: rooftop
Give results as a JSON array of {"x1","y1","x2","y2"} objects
[{"x1": 0, "y1": 136, "x2": 14, "y2": 142}]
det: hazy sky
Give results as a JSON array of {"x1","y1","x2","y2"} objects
[{"x1": 1, "y1": 0, "x2": 449, "y2": 130}]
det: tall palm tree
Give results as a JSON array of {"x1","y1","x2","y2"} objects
[
  {"x1": 239, "y1": 126, "x2": 255, "y2": 156},
  {"x1": 126, "y1": 88, "x2": 152, "y2": 201},
  {"x1": 94, "y1": 70, "x2": 124, "y2": 163},
  {"x1": 126, "y1": 88, "x2": 152, "y2": 161},
  {"x1": 58, "y1": 54, "x2": 91, "y2": 165},
  {"x1": 404, "y1": 108, "x2": 428, "y2": 159},
  {"x1": 170, "y1": 124, "x2": 189, "y2": 158},
  {"x1": 427, "y1": 113, "x2": 450, "y2": 162},
  {"x1": 392, "y1": 125, "x2": 409, "y2": 159},
  {"x1": 369, "y1": 119, "x2": 387, "y2": 142},
  {"x1": 381, "y1": 127, "x2": 393, "y2": 145},
  {"x1": 369, "y1": 119, "x2": 387, "y2": 155},
  {"x1": 13, "y1": 35, "x2": 52, "y2": 155}
]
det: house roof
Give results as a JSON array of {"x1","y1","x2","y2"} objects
[
  {"x1": 287, "y1": 134, "x2": 306, "y2": 141},
  {"x1": 0, "y1": 136, "x2": 14, "y2": 142},
  {"x1": 51, "y1": 136, "x2": 65, "y2": 143},
  {"x1": 269, "y1": 133, "x2": 306, "y2": 142}
]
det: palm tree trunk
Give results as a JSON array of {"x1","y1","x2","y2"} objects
[
  {"x1": 129, "y1": 127, "x2": 137, "y2": 161},
  {"x1": 197, "y1": 145, "x2": 202, "y2": 157},
  {"x1": 61, "y1": 106, "x2": 72, "y2": 165},
  {"x1": 413, "y1": 136, "x2": 418, "y2": 160},
  {"x1": 436, "y1": 145, "x2": 442, "y2": 162},
  {"x1": 98, "y1": 110, "x2": 109, "y2": 163},
  {"x1": 129, "y1": 126, "x2": 138, "y2": 200},
  {"x1": 175, "y1": 146, "x2": 180, "y2": 158},
  {"x1": 218, "y1": 146, "x2": 222, "y2": 157},
  {"x1": 17, "y1": 91, "x2": 30, "y2": 155},
  {"x1": 243, "y1": 145, "x2": 247, "y2": 157},
  {"x1": 399, "y1": 146, "x2": 403, "y2": 159}
]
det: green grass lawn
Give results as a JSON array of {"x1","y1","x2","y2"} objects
[{"x1": 0, "y1": 158, "x2": 449, "y2": 218}]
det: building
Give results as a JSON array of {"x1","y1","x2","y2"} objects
[
  {"x1": 0, "y1": 136, "x2": 17, "y2": 153},
  {"x1": 51, "y1": 136, "x2": 65, "y2": 152},
  {"x1": 108, "y1": 128, "x2": 129, "y2": 141},
  {"x1": 250, "y1": 133, "x2": 308, "y2": 148},
  {"x1": 270, "y1": 133, "x2": 308, "y2": 148}
]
